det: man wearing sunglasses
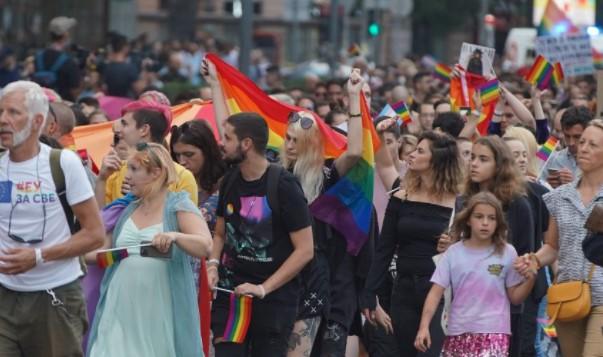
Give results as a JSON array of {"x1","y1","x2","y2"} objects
[{"x1": 0, "y1": 80, "x2": 105, "y2": 356}]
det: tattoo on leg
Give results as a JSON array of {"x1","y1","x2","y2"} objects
[{"x1": 287, "y1": 317, "x2": 321, "y2": 357}]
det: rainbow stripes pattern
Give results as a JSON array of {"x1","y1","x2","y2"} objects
[
  {"x1": 310, "y1": 93, "x2": 380, "y2": 255},
  {"x1": 391, "y1": 101, "x2": 411, "y2": 125},
  {"x1": 537, "y1": 0, "x2": 579, "y2": 36},
  {"x1": 222, "y1": 294, "x2": 252, "y2": 343},
  {"x1": 206, "y1": 54, "x2": 346, "y2": 157},
  {"x1": 96, "y1": 248, "x2": 129, "y2": 268},
  {"x1": 551, "y1": 62, "x2": 564, "y2": 86},
  {"x1": 434, "y1": 63, "x2": 451, "y2": 82},
  {"x1": 479, "y1": 79, "x2": 500, "y2": 105},
  {"x1": 525, "y1": 55, "x2": 555, "y2": 90},
  {"x1": 593, "y1": 48, "x2": 603, "y2": 69},
  {"x1": 536, "y1": 136, "x2": 559, "y2": 162}
]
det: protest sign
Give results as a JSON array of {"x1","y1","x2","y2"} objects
[{"x1": 535, "y1": 34, "x2": 594, "y2": 76}]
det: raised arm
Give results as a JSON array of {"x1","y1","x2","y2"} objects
[
  {"x1": 202, "y1": 58, "x2": 228, "y2": 141},
  {"x1": 502, "y1": 86, "x2": 536, "y2": 129},
  {"x1": 531, "y1": 86, "x2": 550, "y2": 144},
  {"x1": 375, "y1": 118, "x2": 402, "y2": 191},
  {"x1": 334, "y1": 68, "x2": 364, "y2": 177}
]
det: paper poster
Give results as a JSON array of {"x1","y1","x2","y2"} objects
[
  {"x1": 535, "y1": 34, "x2": 594, "y2": 76},
  {"x1": 459, "y1": 43, "x2": 496, "y2": 77}
]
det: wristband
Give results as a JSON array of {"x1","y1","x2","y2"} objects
[
  {"x1": 258, "y1": 284, "x2": 266, "y2": 299},
  {"x1": 472, "y1": 110, "x2": 481, "y2": 118},
  {"x1": 207, "y1": 259, "x2": 220, "y2": 267},
  {"x1": 35, "y1": 248, "x2": 44, "y2": 266},
  {"x1": 348, "y1": 113, "x2": 361, "y2": 118}
]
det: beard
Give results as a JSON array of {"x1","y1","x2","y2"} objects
[
  {"x1": 11, "y1": 119, "x2": 33, "y2": 148},
  {"x1": 223, "y1": 144, "x2": 246, "y2": 166}
]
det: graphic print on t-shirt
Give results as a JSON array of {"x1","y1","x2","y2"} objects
[
  {"x1": 13, "y1": 179, "x2": 58, "y2": 204},
  {"x1": 221, "y1": 195, "x2": 274, "y2": 289}
]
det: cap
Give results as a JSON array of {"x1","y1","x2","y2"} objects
[{"x1": 49, "y1": 16, "x2": 77, "y2": 36}]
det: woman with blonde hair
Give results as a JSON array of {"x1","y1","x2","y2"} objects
[
  {"x1": 503, "y1": 126, "x2": 539, "y2": 179},
  {"x1": 87, "y1": 143, "x2": 213, "y2": 357},
  {"x1": 284, "y1": 69, "x2": 365, "y2": 356}
]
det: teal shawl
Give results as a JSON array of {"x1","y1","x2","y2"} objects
[{"x1": 87, "y1": 191, "x2": 204, "y2": 357}]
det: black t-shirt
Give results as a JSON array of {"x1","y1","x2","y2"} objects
[
  {"x1": 38, "y1": 49, "x2": 81, "y2": 101},
  {"x1": 102, "y1": 62, "x2": 139, "y2": 98},
  {"x1": 217, "y1": 166, "x2": 312, "y2": 303}
]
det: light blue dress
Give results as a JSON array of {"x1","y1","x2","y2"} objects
[
  {"x1": 89, "y1": 219, "x2": 176, "y2": 357},
  {"x1": 87, "y1": 192, "x2": 203, "y2": 357}
]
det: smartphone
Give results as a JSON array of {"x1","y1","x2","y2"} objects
[{"x1": 140, "y1": 241, "x2": 173, "y2": 259}]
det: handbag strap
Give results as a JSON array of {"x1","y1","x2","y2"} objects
[{"x1": 586, "y1": 263, "x2": 596, "y2": 283}]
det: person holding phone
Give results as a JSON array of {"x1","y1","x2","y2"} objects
[
  {"x1": 87, "y1": 143, "x2": 213, "y2": 357},
  {"x1": 541, "y1": 106, "x2": 592, "y2": 187}
]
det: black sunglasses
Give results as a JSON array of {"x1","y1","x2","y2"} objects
[
  {"x1": 288, "y1": 112, "x2": 314, "y2": 130},
  {"x1": 8, "y1": 201, "x2": 46, "y2": 244}
]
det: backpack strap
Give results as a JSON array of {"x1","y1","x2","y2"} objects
[
  {"x1": 266, "y1": 164, "x2": 283, "y2": 222},
  {"x1": 50, "y1": 53, "x2": 69, "y2": 73},
  {"x1": 49, "y1": 149, "x2": 76, "y2": 233}
]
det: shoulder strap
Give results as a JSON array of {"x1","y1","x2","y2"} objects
[
  {"x1": 49, "y1": 149, "x2": 76, "y2": 233},
  {"x1": 50, "y1": 53, "x2": 69, "y2": 72},
  {"x1": 266, "y1": 164, "x2": 282, "y2": 222},
  {"x1": 587, "y1": 263, "x2": 596, "y2": 283}
]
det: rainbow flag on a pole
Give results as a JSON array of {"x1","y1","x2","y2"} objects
[
  {"x1": 479, "y1": 79, "x2": 500, "y2": 105},
  {"x1": 434, "y1": 63, "x2": 451, "y2": 82},
  {"x1": 525, "y1": 55, "x2": 555, "y2": 90},
  {"x1": 537, "y1": 0, "x2": 579, "y2": 36},
  {"x1": 205, "y1": 54, "x2": 346, "y2": 158},
  {"x1": 96, "y1": 248, "x2": 129, "y2": 268},
  {"x1": 551, "y1": 62, "x2": 564, "y2": 86},
  {"x1": 222, "y1": 294, "x2": 252, "y2": 343},
  {"x1": 391, "y1": 101, "x2": 411, "y2": 125},
  {"x1": 310, "y1": 93, "x2": 380, "y2": 255},
  {"x1": 536, "y1": 136, "x2": 559, "y2": 162}
]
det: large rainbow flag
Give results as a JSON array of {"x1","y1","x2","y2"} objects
[
  {"x1": 309, "y1": 94, "x2": 380, "y2": 255},
  {"x1": 205, "y1": 54, "x2": 346, "y2": 158},
  {"x1": 537, "y1": 0, "x2": 579, "y2": 36}
]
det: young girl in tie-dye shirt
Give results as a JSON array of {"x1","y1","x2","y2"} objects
[{"x1": 415, "y1": 192, "x2": 537, "y2": 356}]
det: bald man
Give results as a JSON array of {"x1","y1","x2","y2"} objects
[{"x1": 43, "y1": 102, "x2": 76, "y2": 150}]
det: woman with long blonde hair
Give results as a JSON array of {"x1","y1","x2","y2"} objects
[{"x1": 284, "y1": 69, "x2": 365, "y2": 356}]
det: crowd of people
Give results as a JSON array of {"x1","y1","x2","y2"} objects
[{"x1": 0, "y1": 15, "x2": 603, "y2": 357}]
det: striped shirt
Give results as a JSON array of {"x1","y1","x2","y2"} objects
[{"x1": 543, "y1": 179, "x2": 603, "y2": 306}]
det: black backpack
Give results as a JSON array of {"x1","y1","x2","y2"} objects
[{"x1": 32, "y1": 50, "x2": 69, "y2": 88}]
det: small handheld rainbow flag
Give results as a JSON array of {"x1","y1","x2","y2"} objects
[
  {"x1": 536, "y1": 136, "x2": 559, "y2": 162},
  {"x1": 525, "y1": 55, "x2": 554, "y2": 90},
  {"x1": 479, "y1": 79, "x2": 500, "y2": 105},
  {"x1": 593, "y1": 48, "x2": 603, "y2": 69},
  {"x1": 96, "y1": 248, "x2": 129, "y2": 268},
  {"x1": 434, "y1": 63, "x2": 451, "y2": 82},
  {"x1": 348, "y1": 43, "x2": 361, "y2": 57},
  {"x1": 222, "y1": 293, "x2": 252, "y2": 343},
  {"x1": 551, "y1": 62, "x2": 564, "y2": 87},
  {"x1": 391, "y1": 101, "x2": 411, "y2": 125}
]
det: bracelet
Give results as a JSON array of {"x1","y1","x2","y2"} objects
[
  {"x1": 258, "y1": 284, "x2": 266, "y2": 299},
  {"x1": 207, "y1": 259, "x2": 220, "y2": 267},
  {"x1": 207, "y1": 265, "x2": 218, "y2": 272},
  {"x1": 348, "y1": 113, "x2": 361, "y2": 118},
  {"x1": 35, "y1": 248, "x2": 44, "y2": 266}
]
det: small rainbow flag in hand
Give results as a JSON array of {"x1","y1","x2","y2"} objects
[
  {"x1": 552, "y1": 62, "x2": 564, "y2": 87},
  {"x1": 479, "y1": 79, "x2": 500, "y2": 105},
  {"x1": 536, "y1": 136, "x2": 559, "y2": 162},
  {"x1": 525, "y1": 55, "x2": 554, "y2": 90},
  {"x1": 434, "y1": 63, "x2": 451, "y2": 82},
  {"x1": 391, "y1": 101, "x2": 411, "y2": 125},
  {"x1": 96, "y1": 248, "x2": 129, "y2": 268},
  {"x1": 222, "y1": 294, "x2": 252, "y2": 343},
  {"x1": 593, "y1": 48, "x2": 603, "y2": 69}
]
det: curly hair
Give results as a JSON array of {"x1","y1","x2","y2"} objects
[
  {"x1": 463, "y1": 136, "x2": 526, "y2": 206},
  {"x1": 451, "y1": 192, "x2": 508, "y2": 256},
  {"x1": 404, "y1": 131, "x2": 462, "y2": 198}
]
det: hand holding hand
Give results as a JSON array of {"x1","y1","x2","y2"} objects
[{"x1": 152, "y1": 232, "x2": 178, "y2": 253}]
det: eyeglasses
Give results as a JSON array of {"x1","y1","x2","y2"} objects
[
  {"x1": 288, "y1": 112, "x2": 314, "y2": 130},
  {"x1": 8, "y1": 201, "x2": 46, "y2": 244}
]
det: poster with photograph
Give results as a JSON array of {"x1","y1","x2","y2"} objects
[{"x1": 459, "y1": 43, "x2": 496, "y2": 77}]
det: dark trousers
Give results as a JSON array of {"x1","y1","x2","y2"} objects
[
  {"x1": 362, "y1": 319, "x2": 400, "y2": 357},
  {"x1": 211, "y1": 294, "x2": 297, "y2": 357},
  {"x1": 0, "y1": 280, "x2": 88, "y2": 357},
  {"x1": 391, "y1": 274, "x2": 445, "y2": 357}
]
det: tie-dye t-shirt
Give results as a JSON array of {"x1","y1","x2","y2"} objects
[{"x1": 431, "y1": 241, "x2": 524, "y2": 336}]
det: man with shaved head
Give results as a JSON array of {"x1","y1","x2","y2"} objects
[{"x1": 43, "y1": 102, "x2": 76, "y2": 150}]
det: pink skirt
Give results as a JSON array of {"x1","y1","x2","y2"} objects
[{"x1": 441, "y1": 333, "x2": 510, "y2": 357}]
